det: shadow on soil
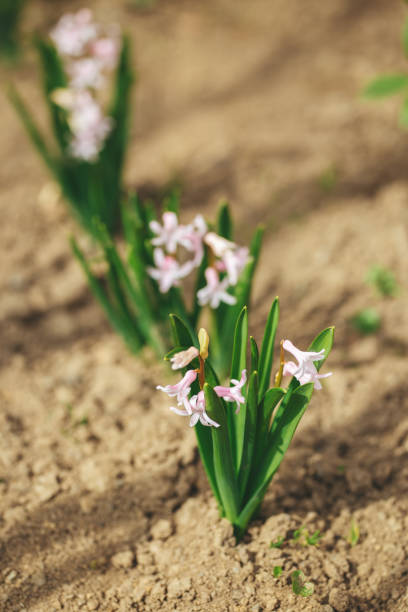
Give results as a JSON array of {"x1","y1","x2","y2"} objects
[{"x1": 0, "y1": 459, "x2": 197, "y2": 608}]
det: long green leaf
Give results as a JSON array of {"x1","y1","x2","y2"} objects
[
  {"x1": 8, "y1": 86, "x2": 57, "y2": 175},
  {"x1": 237, "y1": 383, "x2": 314, "y2": 533},
  {"x1": 258, "y1": 297, "x2": 279, "y2": 400},
  {"x1": 250, "y1": 336, "x2": 259, "y2": 374},
  {"x1": 217, "y1": 201, "x2": 233, "y2": 240},
  {"x1": 229, "y1": 306, "x2": 248, "y2": 470},
  {"x1": 230, "y1": 306, "x2": 248, "y2": 381},
  {"x1": 403, "y1": 16, "x2": 408, "y2": 58},
  {"x1": 238, "y1": 371, "x2": 258, "y2": 500},
  {"x1": 71, "y1": 237, "x2": 142, "y2": 353},
  {"x1": 169, "y1": 313, "x2": 197, "y2": 348},
  {"x1": 363, "y1": 74, "x2": 408, "y2": 99},
  {"x1": 204, "y1": 384, "x2": 239, "y2": 523},
  {"x1": 248, "y1": 386, "x2": 286, "y2": 491}
]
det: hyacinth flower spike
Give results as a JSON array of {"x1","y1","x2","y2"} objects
[
  {"x1": 10, "y1": 8, "x2": 133, "y2": 235},
  {"x1": 282, "y1": 339, "x2": 333, "y2": 390},
  {"x1": 161, "y1": 301, "x2": 334, "y2": 540},
  {"x1": 72, "y1": 200, "x2": 264, "y2": 379}
]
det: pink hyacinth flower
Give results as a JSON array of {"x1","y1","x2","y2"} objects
[
  {"x1": 67, "y1": 91, "x2": 113, "y2": 161},
  {"x1": 150, "y1": 212, "x2": 183, "y2": 254},
  {"x1": 204, "y1": 232, "x2": 236, "y2": 258},
  {"x1": 67, "y1": 57, "x2": 104, "y2": 90},
  {"x1": 50, "y1": 9, "x2": 98, "y2": 57},
  {"x1": 169, "y1": 346, "x2": 199, "y2": 370},
  {"x1": 282, "y1": 340, "x2": 332, "y2": 390},
  {"x1": 222, "y1": 246, "x2": 250, "y2": 286},
  {"x1": 157, "y1": 369, "x2": 197, "y2": 409},
  {"x1": 90, "y1": 36, "x2": 120, "y2": 70},
  {"x1": 147, "y1": 248, "x2": 193, "y2": 293},
  {"x1": 214, "y1": 369, "x2": 247, "y2": 413},
  {"x1": 170, "y1": 390, "x2": 220, "y2": 428},
  {"x1": 204, "y1": 232, "x2": 250, "y2": 285},
  {"x1": 178, "y1": 215, "x2": 207, "y2": 268},
  {"x1": 197, "y1": 267, "x2": 236, "y2": 309}
]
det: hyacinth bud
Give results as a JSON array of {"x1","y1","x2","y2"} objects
[{"x1": 198, "y1": 328, "x2": 209, "y2": 359}]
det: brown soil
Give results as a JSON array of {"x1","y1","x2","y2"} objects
[{"x1": 1, "y1": 0, "x2": 408, "y2": 610}]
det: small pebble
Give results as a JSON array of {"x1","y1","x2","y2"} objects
[{"x1": 111, "y1": 550, "x2": 134, "y2": 569}]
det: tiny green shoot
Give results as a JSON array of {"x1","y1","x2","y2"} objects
[
  {"x1": 318, "y1": 164, "x2": 338, "y2": 193},
  {"x1": 270, "y1": 536, "x2": 285, "y2": 549},
  {"x1": 292, "y1": 526, "x2": 306, "y2": 542},
  {"x1": 291, "y1": 570, "x2": 314, "y2": 597},
  {"x1": 351, "y1": 308, "x2": 381, "y2": 335},
  {"x1": 366, "y1": 265, "x2": 399, "y2": 298},
  {"x1": 273, "y1": 566, "x2": 283, "y2": 578},
  {"x1": 306, "y1": 530, "x2": 322, "y2": 546},
  {"x1": 348, "y1": 518, "x2": 360, "y2": 547}
]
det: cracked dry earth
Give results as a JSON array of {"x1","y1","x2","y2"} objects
[{"x1": 1, "y1": 0, "x2": 408, "y2": 610}]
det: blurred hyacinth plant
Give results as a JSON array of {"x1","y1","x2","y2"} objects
[
  {"x1": 0, "y1": 0, "x2": 26, "y2": 58},
  {"x1": 157, "y1": 301, "x2": 334, "y2": 539},
  {"x1": 72, "y1": 196, "x2": 263, "y2": 375},
  {"x1": 9, "y1": 9, "x2": 132, "y2": 236},
  {"x1": 363, "y1": 12, "x2": 408, "y2": 127}
]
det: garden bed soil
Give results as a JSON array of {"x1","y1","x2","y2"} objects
[{"x1": 0, "y1": 1, "x2": 408, "y2": 610}]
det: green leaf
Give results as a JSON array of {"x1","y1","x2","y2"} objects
[
  {"x1": 306, "y1": 530, "x2": 322, "y2": 546},
  {"x1": 238, "y1": 371, "x2": 258, "y2": 500},
  {"x1": 273, "y1": 566, "x2": 283, "y2": 578},
  {"x1": 8, "y1": 86, "x2": 57, "y2": 175},
  {"x1": 251, "y1": 386, "x2": 286, "y2": 467},
  {"x1": 230, "y1": 306, "x2": 248, "y2": 382},
  {"x1": 270, "y1": 536, "x2": 285, "y2": 549},
  {"x1": 217, "y1": 201, "x2": 233, "y2": 240},
  {"x1": 403, "y1": 16, "x2": 408, "y2": 58},
  {"x1": 308, "y1": 326, "x2": 335, "y2": 371},
  {"x1": 250, "y1": 336, "x2": 259, "y2": 374},
  {"x1": 169, "y1": 313, "x2": 197, "y2": 348},
  {"x1": 71, "y1": 237, "x2": 143, "y2": 354},
  {"x1": 400, "y1": 97, "x2": 408, "y2": 128},
  {"x1": 363, "y1": 74, "x2": 408, "y2": 99},
  {"x1": 237, "y1": 383, "x2": 314, "y2": 533},
  {"x1": 291, "y1": 570, "x2": 314, "y2": 597},
  {"x1": 163, "y1": 188, "x2": 180, "y2": 215},
  {"x1": 94, "y1": 222, "x2": 164, "y2": 354},
  {"x1": 204, "y1": 384, "x2": 239, "y2": 523},
  {"x1": 228, "y1": 306, "x2": 248, "y2": 471},
  {"x1": 348, "y1": 518, "x2": 360, "y2": 547},
  {"x1": 258, "y1": 297, "x2": 280, "y2": 400}
]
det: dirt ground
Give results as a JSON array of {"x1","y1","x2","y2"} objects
[{"x1": 1, "y1": 0, "x2": 408, "y2": 610}]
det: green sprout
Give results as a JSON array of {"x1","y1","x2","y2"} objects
[
  {"x1": 363, "y1": 14, "x2": 408, "y2": 129},
  {"x1": 306, "y1": 530, "x2": 322, "y2": 546},
  {"x1": 291, "y1": 570, "x2": 314, "y2": 597},
  {"x1": 318, "y1": 164, "x2": 338, "y2": 193},
  {"x1": 270, "y1": 536, "x2": 285, "y2": 549},
  {"x1": 348, "y1": 518, "x2": 360, "y2": 547},
  {"x1": 292, "y1": 526, "x2": 306, "y2": 542},
  {"x1": 366, "y1": 265, "x2": 399, "y2": 298},
  {"x1": 273, "y1": 566, "x2": 283, "y2": 578},
  {"x1": 351, "y1": 308, "x2": 381, "y2": 335}
]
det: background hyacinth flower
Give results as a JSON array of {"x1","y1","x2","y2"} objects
[
  {"x1": 72, "y1": 195, "x2": 263, "y2": 376},
  {"x1": 9, "y1": 8, "x2": 132, "y2": 236},
  {"x1": 161, "y1": 300, "x2": 334, "y2": 539}
]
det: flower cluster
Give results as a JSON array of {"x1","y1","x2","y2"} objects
[
  {"x1": 50, "y1": 9, "x2": 120, "y2": 161},
  {"x1": 157, "y1": 344, "x2": 247, "y2": 427},
  {"x1": 158, "y1": 337, "x2": 332, "y2": 430},
  {"x1": 147, "y1": 212, "x2": 251, "y2": 309},
  {"x1": 282, "y1": 340, "x2": 332, "y2": 390}
]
